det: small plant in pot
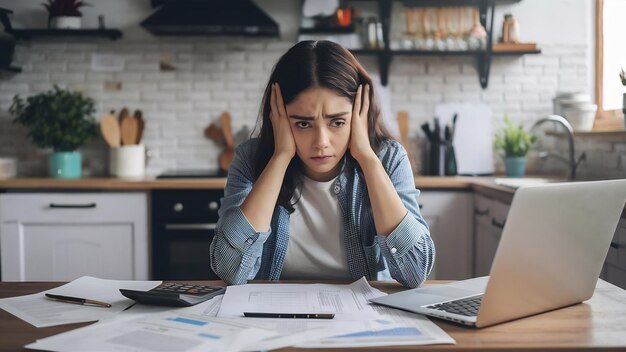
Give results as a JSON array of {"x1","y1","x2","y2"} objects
[
  {"x1": 43, "y1": 0, "x2": 89, "y2": 29},
  {"x1": 494, "y1": 115, "x2": 537, "y2": 177},
  {"x1": 9, "y1": 86, "x2": 98, "y2": 179}
]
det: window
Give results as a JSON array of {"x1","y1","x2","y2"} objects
[{"x1": 595, "y1": 0, "x2": 626, "y2": 126}]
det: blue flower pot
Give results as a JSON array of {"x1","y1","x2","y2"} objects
[
  {"x1": 49, "y1": 151, "x2": 81, "y2": 179},
  {"x1": 504, "y1": 157, "x2": 527, "y2": 178}
]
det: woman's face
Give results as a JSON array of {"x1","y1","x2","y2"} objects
[{"x1": 285, "y1": 86, "x2": 353, "y2": 182}]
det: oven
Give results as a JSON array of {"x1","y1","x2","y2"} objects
[{"x1": 151, "y1": 188, "x2": 223, "y2": 280}]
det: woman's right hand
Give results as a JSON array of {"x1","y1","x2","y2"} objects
[{"x1": 270, "y1": 82, "x2": 296, "y2": 160}]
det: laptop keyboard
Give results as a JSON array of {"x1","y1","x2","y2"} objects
[{"x1": 426, "y1": 295, "x2": 483, "y2": 317}]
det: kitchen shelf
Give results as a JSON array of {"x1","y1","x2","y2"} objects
[
  {"x1": 309, "y1": 0, "x2": 537, "y2": 87},
  {"x1": 10, "y1": 28, "x2": 123, "y2": 41},
  {"x1": 0, "y1": 65, "x2": 21, "y2": 73}
]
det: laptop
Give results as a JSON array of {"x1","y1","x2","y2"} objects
[{"x1": 370, "y1": 179, "x2": 626, "y2": 328}]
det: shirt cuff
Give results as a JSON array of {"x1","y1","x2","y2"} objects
[
  {"x1": 221, "y1": 206, "x2": 271, "y2": 253},
  {"x1": 377, "y1": 212, "x2": 427, "y2": 258}
]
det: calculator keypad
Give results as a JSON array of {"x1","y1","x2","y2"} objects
[{"x1": 154, "y1": 283, "x2": 221, "y2": 295}]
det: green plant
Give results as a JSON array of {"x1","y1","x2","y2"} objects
[
  {"x1": 42, "y1": 0, "x2": 89, "y2": 17},
  {"x1": 9, "y1": 85, "x2": 98, "y2": 152},
  {"x1": 494, "y1": 115, "x2": 536, "y2": 158}
]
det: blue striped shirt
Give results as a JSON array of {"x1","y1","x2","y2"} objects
[{"x1": 209, "y1": 138, "x2": 435, "y2": 288}]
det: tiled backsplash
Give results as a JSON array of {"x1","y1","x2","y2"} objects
[{"x1": 0, "y1": 38, "x2": 623, "y2": 179}]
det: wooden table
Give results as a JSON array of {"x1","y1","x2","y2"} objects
[{"x1": 1, "y1": 279, "x2": 626, "y2": 351}]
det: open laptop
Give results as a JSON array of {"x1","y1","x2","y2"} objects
[{"x1": 370, "y1": 179, "x2": 626, "y2": 328}]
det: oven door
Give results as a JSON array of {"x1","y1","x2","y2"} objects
[{"x1": 153, "y1": 222, "x2": 220, "y2": 280}]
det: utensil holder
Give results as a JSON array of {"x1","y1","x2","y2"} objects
[{"x1": 109, "y1": 144, "x2": 146, "y2": 178}]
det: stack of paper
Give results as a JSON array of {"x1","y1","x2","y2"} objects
[{"x1": 2, "y1": 277, "x2": 455, "y2": 351}]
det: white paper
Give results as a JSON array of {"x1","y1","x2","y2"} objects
[
  {"x1": 217, "y1": 277, "x2": 382, "y2": 321},
  {"x1": 0, "y1": 276, "x2": 161, "y2": 327},
  {"x1": 299, "y1": 304, "x2": 455, "y2": 348},
  {"x1": 26, "y1": 312, "x2": 276, "y2": 352}
]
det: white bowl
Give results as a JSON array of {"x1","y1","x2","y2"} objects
[
  {"x1": 552, "y1": 92, "x2": 590, "y2": 116},
  {"x1": 562, "y1": 104, "x2": 597, "y2": 131}
]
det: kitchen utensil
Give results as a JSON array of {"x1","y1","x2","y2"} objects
[
  {"x1": 220, "y1": 112, "x2": 234, "y2": 149},
  {"x1": 118, "y1": 107, "x2": 129, "y2": 125},
  {"x1": 133, "y1": 109, "x2": 145, "y2": 144},
  {"x1": 204, "y1": 123, "x2": 224, "y2": 144},
  {"x1": 120, "y1": 113, "x2": 138, "y2": 146},
  {"x1": 444, "y1": 125, "x2": 457, "y2": 176},
  {"x1": 100, "y1": 114, "x2": 121, "y2": 148}
]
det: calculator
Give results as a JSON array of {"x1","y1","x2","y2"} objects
[{"x1": 120, "y1": 282, "x2": 226, "y2": 307}]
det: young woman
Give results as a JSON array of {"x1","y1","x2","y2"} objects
[{"x1": 210, "y1": 40, "x2": 434, "y2": 288}]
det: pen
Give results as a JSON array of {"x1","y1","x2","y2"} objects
[
  {"x1": 44, "y1": 293, "x2": 112, "y2": 308},
  {"x1": 243, "y1": 312, "x2": 334, "y2": 319}
]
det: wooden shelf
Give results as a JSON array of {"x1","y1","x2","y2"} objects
[
  {"x1": 10, "y1": 28, "x2": 123, "y2": 41},
  {"x1": 318, "y1": 0, "x2": 537, "y2": 87}
]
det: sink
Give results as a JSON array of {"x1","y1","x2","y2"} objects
[{"x1": 494, "y1": 178, "x2": 556, "y2": 189}]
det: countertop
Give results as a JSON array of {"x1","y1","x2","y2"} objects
[
  {"x1": 0, "y1": 176, "x2": 507, "y2": 191},
  {"x1": 1, "y1": 176, "x2": 624, "y2": 217}
]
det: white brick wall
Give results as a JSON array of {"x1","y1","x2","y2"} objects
[{"x1": 0, "y1": 39, "x2": 623, "y2": 179}]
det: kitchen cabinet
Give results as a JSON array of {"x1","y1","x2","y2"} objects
[
  {"x1": 0, "y1": 193, "x2": 148, "y2": 281},
  {"x1": 418, "y1": 190, "x2": 473, "y2": 279},
  {"x1": 474, "y1": 191, "x2": 510, "y2": 277},
  {"x1": 602, "y1": 217, "x2": 626, "y2": 290}
]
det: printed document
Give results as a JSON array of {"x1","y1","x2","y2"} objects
[
  {"x1": 26, "y1": 311, "x2": 276, "y2": 352},
  {"x1": 0, "y1": 276, "x2": 161, "y2": 327},
  {"x1": 218, "y1": 277, "x2": 381, "y2": 321}
]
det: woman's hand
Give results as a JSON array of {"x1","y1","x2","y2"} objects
[
  {"x1": 350, "y1": 84, "x2": 376, "y2": 164},
  {"x1": 270, "y1": 83, "x2": 296, "y2": 161}
]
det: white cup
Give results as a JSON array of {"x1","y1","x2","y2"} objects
[{"x1": 109, "y1": 144, "x2": 146, "y2": 178}]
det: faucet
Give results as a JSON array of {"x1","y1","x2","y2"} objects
[{"x1": 531, "y1": 115, "x2": 586, "y2": 181}]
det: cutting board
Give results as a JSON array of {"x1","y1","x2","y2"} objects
[{"x1": 434, "y1": 103, "x2": 494, "y2": 176}]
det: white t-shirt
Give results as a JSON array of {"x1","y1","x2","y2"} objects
[{"x1": 281, "y1": 176, "x2": 352, "y2": 280}]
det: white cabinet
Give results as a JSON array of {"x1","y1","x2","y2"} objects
[
  {"x1": 0, "y1": 193, "x2": 148, "y2": 281},
  {"x1": 474, "y1": 193, "x2": 510, "y2": 277},
  {"x1": 418, "y1": 191, "x2": 473, "y2": 280}
]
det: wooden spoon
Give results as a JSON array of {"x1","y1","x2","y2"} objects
[
  {"x1": 100, "y1": 114, "x2": 121, "y2": 148},
  {"x1": 121, "y1": 115, "x2": 138, "y2": 146},
  {"x1": 204, "y1": 123, "x2": 224, "y2": 144},
  {"x1": 220, "y1": 111, "x2": 234, "y2": 148},
  {"x1": 133, "y1": 109, "x2": 145, "y2": 144}
]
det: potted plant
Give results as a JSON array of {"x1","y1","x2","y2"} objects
[
  {"x1": 9, "y1": 86, "x2": 98, "y2": 179},
  {"x1": 43, "y1": 0, "x2": 89, "y2": 29},
  {"x1": 494, "y1": 114, "x2": 536, "y2": 177}
]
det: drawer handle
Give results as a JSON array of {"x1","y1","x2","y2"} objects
[
  {"x1": 610, "y1": 242, "x2": 620, "y2": 249},
  {"x1": 49, "y1": 203, "x2": 96, "y2": 209},
  {"x1": 491, "y1": 218, "x2": 506, "y2": 229},
  {"x1": 165, "y1": 223, "x2": 217, "y2": 230},
  {"x1": 475, "y1": 208, "x2": 489, "y2": 216}
]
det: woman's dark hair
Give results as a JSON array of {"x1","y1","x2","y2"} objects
[{"x1": 254, "y1": 40, "x2": 393, "y2": 213}]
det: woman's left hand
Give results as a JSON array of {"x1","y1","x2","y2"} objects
[{"x1": 350, "y1": 84, "x2": 376, "y2": 164}]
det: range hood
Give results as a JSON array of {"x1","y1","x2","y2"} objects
[{"x1": 141, "y1": 0, "x2": 279, "y2": 37}]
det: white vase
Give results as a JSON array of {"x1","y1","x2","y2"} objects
[{"x1": 50, "y1": 16, "x2": 82, "y2": 29}]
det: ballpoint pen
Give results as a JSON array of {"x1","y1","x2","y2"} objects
[
  {"x1": 44, "y1": 293, "x2": 112, "y2": 308},
  {"x1": 243, "y1": 312, "x2": 334, "y2": 319}
]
